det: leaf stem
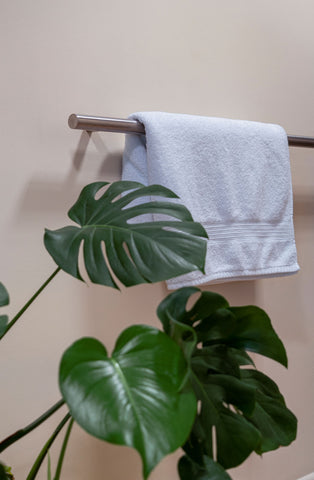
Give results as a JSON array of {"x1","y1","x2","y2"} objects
[
  {"x1": 0, "y1": 267, "x2": 60, "y2": 340},
  {"x1": 26, "y1": 412, "x2": 71, "y2": 480},
  {"x1": 0, "y1": 399, "x2": 65, "y2": 453},
  {"x1": 53, "y1": 417, "x2": 74, "y2": 480}
]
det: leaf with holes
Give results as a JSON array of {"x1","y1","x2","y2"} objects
[
  {"x1": 157, "y1": 287, "x2": 230, "y2": 364},
  {"x1": 189, "y1": 372, "x2": 261, "y2": 469},
  {"x1": 59, "y1": 325, "x2": 197, "y2": 479},
  {"x1": 158, "y1": 288, "x2": 287, "y2": 367},
  {"x1": 157, "y1": 287, "x2": 229, "y2": 329},
  {"x1": 44, "y1": 181, "x2": 207, "y2": 289}
]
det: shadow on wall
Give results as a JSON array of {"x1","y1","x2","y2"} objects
[{"x1": 12, "y1": 132, "x2": 123, "y2": 227}]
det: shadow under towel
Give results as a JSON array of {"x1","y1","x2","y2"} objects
[{"x1": 122, "y1": 111, "x2": 299, "y2": 289}]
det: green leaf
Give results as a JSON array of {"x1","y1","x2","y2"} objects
[
  {"x1": 226, "y1": 306, "x2": 287, "y2": 367},
  {"x1": 196, "y1": 304, "x2": 286, "y2": 368},
  {"x1": 0, "y1": 316, "x2": 9, "y2": 337},
  {"x1": 0, "y1": 284, "x2": 9, "y2": 307},
  {"x1": 59, "y1": 325, "x2": 197, "y2": 479},
  {"x1": 157, "y1": 287, "x2": 295, "y2": 468},
  {"x1": 0, "y1": 464, "x2": 7, "y2": 480},
  {"x1": 158, "y1": 288, "x2": 229, "y2": 328},
  {"x1": 44, "y1": 181, "x2": 207, "y2": 289},
  {"x1": 178, "y1": 455, "x2": 232, "y2": 480},
  {"x1": 241, "y1": 370, "x2": 297, "y2": 453},
  {"x1": 182, "y1": 415, "x2": 211, "y2": 464},
  {"x1": 157, "y1": 288, "x2": 198, "y2": 363},
  {"x1": 0, "y1": 283, "x2": 9, "y2": 336},
  {"x1": 190, "y1": 373, "x2": 261, "y2": 469},
  {"x1": 158, "y1": 288, "x2": 286, "y2": 367},
  {"x1": 191, "y1": 345, "x2": 254, "y2": 379},
  {"x1": 0, "y1": 463, "x2": 14, "y2": 480},
  {"x1": 157, "y1": 288, "x2": 230, "y2": 364}
]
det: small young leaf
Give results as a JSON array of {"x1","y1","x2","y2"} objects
[
  {"x1": 59, "y1": 326, "x2": 197, "y2": 479},
  {"x1": 157, "y1": 288, "x2": 230, "y2": 364},
  {"x1": 157, "y1": 287, "x2": 229, "y2": 329}
]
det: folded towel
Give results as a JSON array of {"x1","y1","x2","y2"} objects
[
  {"x1": 122, "y1": 112, "x2": 299, "y2": 289},
  {"x1": 297, "y1": 474, "x2": 314, "y2": 480}
]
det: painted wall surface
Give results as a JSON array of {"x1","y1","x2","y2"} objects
[{"x1": 0, "y1": 1, "x2": 313, "y2": 479}]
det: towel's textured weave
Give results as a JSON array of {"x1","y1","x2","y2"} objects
[{"x1": 122, "y1": 112, "x2": 299, "y2": 289}]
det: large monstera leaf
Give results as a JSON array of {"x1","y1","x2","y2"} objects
[
  {"x1": 59, "y1": 325, "x2": 197, "y2": 479},
  {"x1": 44, "y1": 181, "x2": 207, "y2": 288}
]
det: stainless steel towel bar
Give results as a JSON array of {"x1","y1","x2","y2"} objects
[{"x1": 68, "y1": 114, "x2": 314, "y2": 148}]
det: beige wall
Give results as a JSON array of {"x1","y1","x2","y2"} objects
[{"x1": 0, "y1": 1, "x2": 313, "y2": 479}]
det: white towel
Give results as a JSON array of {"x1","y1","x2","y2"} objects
[{"x1": 122, "y1": 112, "x2": 299, "y2": 289}]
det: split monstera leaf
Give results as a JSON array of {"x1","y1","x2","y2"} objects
[{"x1": 44, "y1": 181, "x2": 208, "y2": 288}]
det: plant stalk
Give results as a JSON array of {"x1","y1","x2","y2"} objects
[
  {"x1": 0, "y1": 267, "x2": 60, "y2": 340},
  {"x1": 26, "y1": 412, "x2": 71, "y2": 480},
  {"x1": 53, "y1": 417, "x2": 74, "y2": 480},
  {"x1": 47, "y1": 453, "x2": 52, "y2": 480},
  {"x1": 0, "y1": 399, "x2": 65, "y2": 453}
]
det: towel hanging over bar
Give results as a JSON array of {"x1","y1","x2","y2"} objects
[{"x1": 68, "y1": 113, "x2": 314, "y2": 148}]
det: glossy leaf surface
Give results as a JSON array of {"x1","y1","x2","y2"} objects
[
  {"x1": 44, "y1": 181, "x2": 207, "y2": 288},
  {"x1": 59, "y1": 325, "x2": 197, "y2": 479}
]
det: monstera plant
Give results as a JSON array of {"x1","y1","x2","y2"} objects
[{"x1": 0, "y1": 181, "x2": 296, "y2": 480}]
